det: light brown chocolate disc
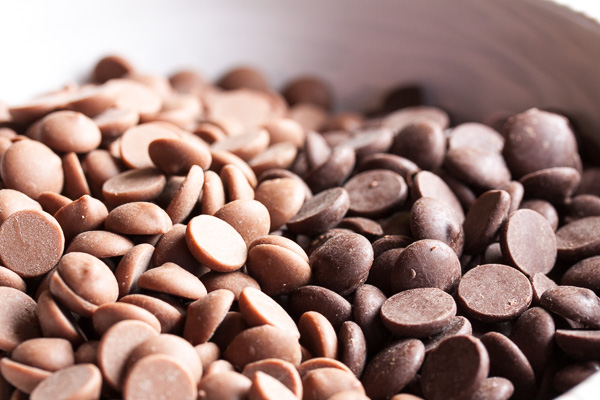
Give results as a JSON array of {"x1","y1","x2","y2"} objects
[
  {"x1": 1, "y1": 140, "x2": 64, "y2": 200},
  {"x1": 0, "y1": 287, "x2": 41, "y2": 352},
  {"x1": 0, "y1": 210, "x2": 64, "y2": 278},
  {"x1": 186, "y1": 215, "x2": 247, "y2": 272}
]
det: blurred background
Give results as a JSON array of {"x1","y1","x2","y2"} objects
[{"x1": 2, "y1": 0, "x2": 600, "y2": 132}]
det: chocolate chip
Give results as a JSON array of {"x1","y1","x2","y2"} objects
[
  {"x1": 310, "y1": 232, "x2": 373, "y2": 296},
  {"x1": 254, "y1": 178, "x2": 305, "y2": 231},
  {"x1": 498, "y1": 180, "x2": 524, "y2": 214},
  {"x1": 224, "y1": 325, "x2": 302, "y2": 369},
  {"x1": 1, "y1": 356, "x2": 52, "y2": 394},
  {"x1": 0, "y1": 210, "x2": 64, "y2": 278},
  {"x1": 381, "y1": 288, "x2": 456, "y2": 337},
  {"x1": 183, "y1": 289, "x2": 234, "y2": 346},
  {"x1": 50, "y1": 252, "x2": 119, "y2": 317},
  {"x1": 448, "y1": 122, "x2": 504, "y2": 153},
  {"x1": 323, "y1": 112, "x2": 364, "y2": 133},
  {"x1": 186, "y1": 214, "x2": 247, "y2": 272},
  {"x1": 98, "y1": 320, "x2": 159, "y2": 390},
  {"x1": 481, "y1": 242, "x2": 505, "y2": 265},
  {"x1": 420, "y1": 335, "x2": 489, "y2": 400},
  {"x1": 576, "y1": 167, "x2": 600, "y2": 196},
  {"x1": 297, "y1": 358, "x2": 354, "y2": 378},
  {"x1": 0, "y1": 288, "x2": 40, "y2": 352},
  {"x1": 200, "y1": 271, "x2": 260, "y2": 300},
  {"x1": 287, "y1": 187, "x2": 349, "y2": 235},
  {"x1": 353, "y1": 284, "x2": 390, "y2": 354},
  {"x1": 371, "y1": 235, "x2": 412, "y2": 258},
  {"x1": 357, "y1": 153, "x2": 421, "y2": 181},
  {"x1": 30, "y1": 364, "x2": 102, "y2": 400},
  {"x1": 220, "y1": 163, "x2": 255, "y2": 202},
  {"x1": 458, "y1": 264, "x2": 532, "y2": 323},
  {"x1": 540, "y1": 285, "x2": 600, "y2": 328},
  {"x1": 138, "y1": 262, "x2": 206, "y2": 300},
  {"x1": 503, "y1": 108, "x2": 580, "y2": 178},
  {"x1": 565, "y1": 194, "x2": 600, "y2": 224},
  {"x1": 102, "y1": 167, "x2": 166, "y2": 206},
  {"x1": 411, "y1": 171, "x2": 464, "y2": 222},
  {"x1": 445, "y1": 147, "x2": 511, "y2": 190},
  {"x1": 123, "y1": 354, "x2": 197, "y2": 400},
  {"x1": 391, "y1": 121, "x2": 446, "y2": 171},
  {"x1": 198, "y1": 370, "x2": 252, "y2": 400},
  {"x1": 66, "y1": 230, "x2": 133, "y2": 258},
  {"x1": 165, "y1": 165, "x2": 204, "y2": 224},
  {"x1": 246, "y1": 235, "x2": 311, "y2": 296},
  {"x1": 93, "y1": 55, "x2": 134, "y2": 83},
  {"x1": 250, "y1": 141, "x2": 300, "y2": 178},
  {"x1": 6, "y1": 58, "x2": 600, "y2": 399},
  {"x1": 248, "y1": 371, "x2": 298, "y2": 400},
  {"x1": 530, "y1": 272, "x2": 558, "y2": 305},
  {"x1": 301, "y1": 367, "x2": 365, "y2": 400},
  {"x1": 343, "y1": 127, "x2": 394, "y2": 162},
  {"x1": 211, "y1": 311, "x2": 248, "y2": 352},
  {"x1": 36, "y1": 291, "x2": 81, "y2": 345},
  {"x1": 304, "y1": 146, "x2": 355, "y2": 193},
  {"x1": 392, "y1": 239, "x2": 462, "y2": 293},
  {"x1": 242, "y1": 359, "x2": 303, "y2": 398},
  {"x1": 93, "y1": 107, "x2": 139, "y2": 140},
  {"x1": 509, "y1": 307, "x2": 555, "y2": 375},
  {"x1": 0, "y1": 266, "x2": 26, "y2": 292},
  {"x1": 361, "y1": 339, "x2": 425, "y2": 400},
  {"x1": 289, "y1": 285, "x2": 352, "y2": 330},
  {"x1": 410, "y1": 197, "x2": 464, "y2": 255},
  {"x1": 61, "y1": 152, "x2": 90, "y2": 199},
  {"x1": 562, "y1": 256, "x2": 600, "y2": 295},
  {"x1": 282, "y1": 76, "x2": 332, "y2": 110},
  {"x1": 480, "y1": 332, "x2": 536, "y2": 400},
  {"x1": 553, "y1": 361, "x2": 600, "y2": 393},
  {"x1": 1, "y1": 140, "x2": 64, "y2": 200},
  {"x1": 344, "y1": 169, "x2": 407, "y2": 218},
  {"x1": 298, "y1": 311, "x2": 338, "y2": 359},
  {"x1": 520, "y1": 167, "x2": 581, "y2": 205},
  {"x1": 239, "y1": 286, "x2": 299, "y2": 337},
  {"x1": 92, "y1": 302, "x2": 161, "y2": 335},
  {"x1": 336, "y1": 217, "x2": 383, "y2": 240},
  {"x1": 500, "y1": 209, "x2": 557, "y2": 275},
  {"x1": 338, "y1": 321, "x2": 367, "y2": 378},
  {"x1": 470, "y1": 377, "x2": 514, "y2": 400},
  {"x1": 383, "y1": 106, "x2": 450, "y2": 133},
  {"x1": 0, "y1": 189, "x2": 42, "y2": 225},
  {"x1": 120, "y1": 294, "x2": 185, "y2": 334},
  {"x1": 106, "y1": 201, "x2": 172, "y2": 235},
  {"x1": 263, "y1": 118, "x2": 305, "y2": 148},
  {"x1": 153, "y1": 224, "x2": 205, "y2": 276},
  {"x1": 54, "y1": 194, "x2": 108, "y2": 243},
  {"x1": 520, "y1": 199, "x2": 559, "y2": 231},
  {"x1": 38, "y1": 191, "x2": 72, "y2": 216},
  {"x1": 555, "y1": 329, "x2": 600, "y2": 360},
  {"x1": 214, "y1": 200, "x2": 270, "y2": 247},
  {"x1": 83, "y1": 149, "x2": 124, "y2": 190},
  {"x1": 126, "y1": 334, "x2": 202, "y2": 384},
  {"x1": 38, "y1": 111, "x2": 101, "y2": 153},
  {"x1": 463, "y1": 190, "x2": 511, "y2": 255},
  {"x1": 556, "y1": 216, "x2": 600, "y2": 262}
]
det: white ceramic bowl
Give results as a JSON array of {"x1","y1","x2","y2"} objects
[{"x1": 1, "y1": 0, "x2": 600, "y2": 398}]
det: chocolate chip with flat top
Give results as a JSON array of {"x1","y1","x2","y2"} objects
[
  {"x1": 421, "y1": 335, "x2": 489, "y2": 400},
  {"x1": 381, "y1": 288, "x2": 456, "y2": 338}
]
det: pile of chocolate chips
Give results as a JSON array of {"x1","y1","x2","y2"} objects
[{"x1": 0, "y1": 55, "x2": 599, "y2": 400}]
